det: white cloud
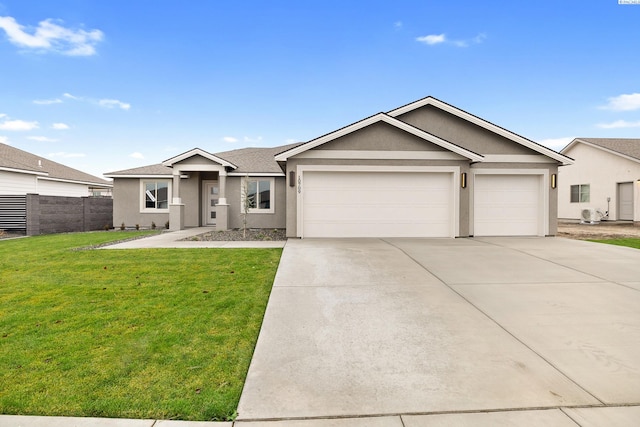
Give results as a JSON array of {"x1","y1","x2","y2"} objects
[
  {"x1": 51, "y1": 122, "x2": 69, "y2": 130},
  {"x1": 416, "y1": 34, "x2": 446, "y2": 45},
  {"x1": 48, "y1": 152, "x2": 85, "y2": 158},
  {"x1": 223, "y1": 136, "x2": 238, "y2": 143},
  {"x1": 244, "y1": 136, "x2": 263, "y2": 144},
  {"x1": 33, "y1": 98, "x2": 63, "y2": 105},
  {"x1": 0, "y1": 16, "x2": 103, "y2": 56},
  {"x1": 0, "y1": 135, "x2": 8, "y2": 144},
  {"x1": 538, "y1": 137, "x2": 575, "y2": 151},
  {"x1": 597, "y1": 119, "x2": 640, "y2": 129},
  {"x1": 98, "y1": 99, "x2": 131, "y2": 110},
  {"x1": 394, "y1": 21, "x2": 403, "y2": 29},
  {"x1": 129, "y1": 152, "x2": 144, "y2": 159},
  {"x1": 0, "y1": 118, "x2": 39, "y2": 131},
  {"x1": 27, "y1": 136, "x2": 58, "y2": 142},
  {"x1": 417, "y1": 32, "x2": 486, "y2": 48},
  {"x1": 0, "y1": 113, "x2": 6, "y2": 118},
  {"x1": 600, "y1": 93, "x2": 640, "y2": 111},
  {"x1": 63, "y1": 92, "x2": 80, "y2": 100}
]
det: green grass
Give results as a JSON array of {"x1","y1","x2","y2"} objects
[
  {"x1": 589, "y1": 238, "x2": 640, "y2": 250},
  {"x1": 0, "y1": 231, "x2": 281, "y2": 421}
]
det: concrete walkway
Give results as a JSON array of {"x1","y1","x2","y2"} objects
[
  {"x1": 100, "y1": 227, "x2": 286, "y2": 249},
  {"x1": 237, "y1": 237, "x2": 640, "y2": 425}
]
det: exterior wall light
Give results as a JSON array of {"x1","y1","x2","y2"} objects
[
  {"x1": 289, "y1": 170, "x2": 295, "y2": 187},
  {"x1": 551, "y1": 173, "x2": 557, "y2": 189},
  {"x1": 460, "y1": 172, "x2": 467, "y2": 189}
]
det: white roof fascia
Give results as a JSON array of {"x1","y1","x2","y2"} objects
[
  {"x1": 37, "y1": 176, "x2": 113, "y2": 187},
  {"x1": 388, "y1": 97, "x2": 574, "y2": 166},
  {"x1": 227, "y1": 172, "x2": 285, "y2": 177},
  {"x1": 566, "y1": 138, "x2": 640, "y2": 165},
  {"x1": 162, "y1": 148, "x2": 237, "y2": 169},
  {"x1": 103, "y1": 174, "x2": 172, "y2": 179},
  {"x1": 0, "y1": 166, "x2": 49, "y2": 176},
  {"x1": 275, "y1": 113, "x2": 484, "y2": 162}
]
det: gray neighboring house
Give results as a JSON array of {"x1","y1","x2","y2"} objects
[
  {"x1": 106, "y1": 96, "x2": 572, "y2": 238},
  {"x1": 0, "y1": 142, "x2": 112, "y2": 197},
  {"x1": 559, "y1": 138, "x2": 640, "y2": 222}
]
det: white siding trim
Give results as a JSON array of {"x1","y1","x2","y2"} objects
[
  {"x1": 292, "y1": 150, "x2": 467, "y2": 160},
  {"x1": 481, "y1": 155, "x2": 556, "y2": 164}
]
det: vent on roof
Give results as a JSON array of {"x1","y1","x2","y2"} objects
[{"x1": 38, "y1": 159, "x2": 42, "y2": 168}]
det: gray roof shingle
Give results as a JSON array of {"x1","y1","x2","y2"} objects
[
  {"x1": 0, "y1": 143, "x2": 112, "y2": 186},
  {"x1": 574, "y1": 138, "x2": 640, "y2": 161},
  {"x1": 106, "y1": 142, "x2": 302, "y2": 176}
]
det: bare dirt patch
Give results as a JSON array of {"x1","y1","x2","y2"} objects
[{"x1": 558, "y1": 221, "x2": 640, "y2": 240}]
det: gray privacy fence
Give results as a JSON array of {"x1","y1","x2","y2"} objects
[{"x1": 0, "y1": 194, "x2": 113, "y2": 235}]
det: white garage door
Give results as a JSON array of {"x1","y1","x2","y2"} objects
[
  {"x1": 474, "y1": 174, "x2": 542, "y2": 236},
  {"x1": 302, "y1": 171, "x2": 453, "y2": 238}
]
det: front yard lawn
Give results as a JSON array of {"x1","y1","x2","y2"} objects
[
  {"x1": 589, "y1": 238, "x2": 640, "y2": 250},
  {"x1": 0, "y1": 232, "x2": 281, "y2": 421}
]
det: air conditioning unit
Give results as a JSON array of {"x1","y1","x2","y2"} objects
[{"x1": 581, "y1": 208, "x2": 606, "y2": 224}]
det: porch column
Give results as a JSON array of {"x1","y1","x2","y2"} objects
[
  {"x1": 216, "y1": 172, "x2": 229, "y2": 231},
  {"x1": 169, "y1": 171, "x2": 184, "y2": 231}
]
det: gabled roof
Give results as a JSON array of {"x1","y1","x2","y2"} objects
[
  {"x1": 274, "y1": 113, "x2": 485, "y2": 162},
  {"x1": 162, "y1": 148, "x2": 237, "y2": 168},
  {"x1": 561, "y1": 138, "x2": 640, "y2": 164},
  {"x1": 0, "y1": 142, "x2": 112, "y2": 187},
  {"x1": 388, "y1": 96, "x2": 573, "y2": 165},
  {"x1": 105, "y1": 143, "x2": 301, "y2": 177},
  {"x1": 217, "y1": 143, "x2": 300, "y2": 175}
]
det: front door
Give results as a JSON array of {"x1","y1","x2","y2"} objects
[
  {"x1": 618, "y1": 182, "x2": 634, "y2": 220},
  {"x1": 204, "y1": 181, "x2": 219, "y2": 226}
]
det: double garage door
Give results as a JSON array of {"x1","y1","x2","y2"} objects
[{"x1": 301, "y1": 171, "x2": 543, "y2": 238}]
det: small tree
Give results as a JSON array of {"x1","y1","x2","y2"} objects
[{"x1": 240, "y1": 175, "x2": 255, "y2": 238}]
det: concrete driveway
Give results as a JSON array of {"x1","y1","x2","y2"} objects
[{"x1": 237, "y1": 237, "x2": 640, "y2": 425}]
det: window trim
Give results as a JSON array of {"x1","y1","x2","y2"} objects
[
  {"x1": 241, "y1": 176, "x2": 275, "y2": 214},
  {"x1": 140, "y1": 179, "x2": 172, "y2": 213},
  {"x1": 570, "y1": 184, "x2": 590, "y2": 203}
]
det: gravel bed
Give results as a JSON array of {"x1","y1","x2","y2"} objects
[
  {"x1": 185, "y1": 228, "x2": 286, "y2": 241},
  {"x1": 557, "y1": 221, "x2": 640, "y2": 240}
]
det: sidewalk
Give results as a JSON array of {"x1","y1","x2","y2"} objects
[{"x1": 100, "y1": 227, "x2": 286, "y2": 249}]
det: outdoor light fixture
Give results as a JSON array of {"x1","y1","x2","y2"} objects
[
  {"x1": 289, "y1": 171, "x2": 295, "y2": 187},
  {"x1": 551, "y1": 173, "x2": 557, "y2": 189},
  {"x1": 460, "y1": 172, "x2": 467, "y2": 188}
]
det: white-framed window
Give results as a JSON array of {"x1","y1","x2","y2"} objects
[
  {"x1": 141, "y1": 180, "x2": 171, "y2": 212},
  {"x1": 241, "y1": 177, "x2": 275, "y2": 214},
  {"x1": 570, "y1": 184, "x2": 590, "y2": 203}
]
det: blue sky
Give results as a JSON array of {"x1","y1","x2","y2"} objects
[{"x1": 0, "y1": 0, "x2": 639, "y2": 179}]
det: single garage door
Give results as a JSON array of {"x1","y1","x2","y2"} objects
[
  {"x1": 474, "y1": 174, "x2": 542, "y2": 236},
  {"x1": 302, "y1": 171, "x2": 453, "y2": 238}
]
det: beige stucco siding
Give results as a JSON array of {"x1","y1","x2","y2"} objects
[
  {"x1": 559, "y1": 144, "x2": 640, "y2": 221},
  {"x1": 319, "y1": 121, "x2": 446, "y2": 151},
  {"x1": 226, "y1": 176, "x2": 287, "y2": 229},
  {"x1": 112, "y1": 178, "x2": 170, "y2": 228},
  {"x1": 397, "y1": 106, "x2": 536, "y2": 155}
]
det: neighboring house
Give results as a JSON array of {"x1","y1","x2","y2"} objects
[
  {"x1": 559, "y1": 138, "x2": 640, "y2": 222},
  {"x1": 105, "y1": 96, "x2": 572, "y2": 238},
  {"x1": 0, "y1": 142, "x2": 112, "y2": 197}
]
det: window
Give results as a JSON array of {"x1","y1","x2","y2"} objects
[
  {"x1": 570, "y1": 184, "x2": 590, "y2": 203},
  {"x1": 142, "y1": 180, "x2": 170, "y2": 211},
  {"x1": 242, "y1": 177, "x2": 274, "y2": 213}
]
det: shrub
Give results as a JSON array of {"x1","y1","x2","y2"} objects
[
  {"x1": 165, "y1": 221, "x2": 170, "y2": 229},
  {"x1": 120, "y1": 222, "x2": 125, "y2": 231},
  {"x1": 151, "y1": 221, "x2": 156, "y2": 230},
  {"x1": 135, "y1": 224, "x2": 140, "y2": 230}
]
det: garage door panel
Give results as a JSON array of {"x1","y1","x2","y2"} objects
[
  {"x1": 474, "y1": 174, "x2": 541, "y2": 236},
  {"x1": 302, "y1": 171, "x2": 453, "y2": 238}
]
